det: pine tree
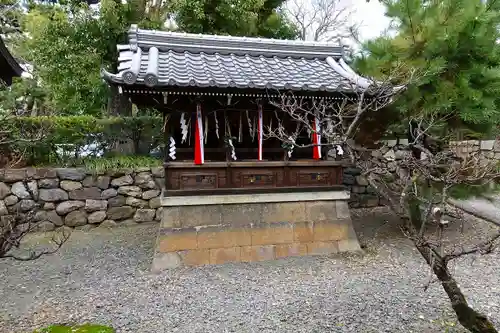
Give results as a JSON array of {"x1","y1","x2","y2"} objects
[{"x1": 355, "y1": 1, "x2": 500, "y2": 332}]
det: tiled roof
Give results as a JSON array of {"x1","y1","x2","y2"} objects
[{"x1": 101, "y1": 25, "x2": 372, "y2": 92}]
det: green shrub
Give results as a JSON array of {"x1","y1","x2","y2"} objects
[
  {"x1": 33, "y1": 324, "x2": 114, "y2": 333},
  {"x1": 1, "y1": 115, "x2": 164, "y2": 166}
]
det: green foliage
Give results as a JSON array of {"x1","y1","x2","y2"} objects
[
  {"x1": 82, "y1": 155, "x2": 163, "y2": 174},
  {"x1": 33, "y1": 324, "x2": 114, "y2": 333},
  {"x1": 356, "y1": 0, "x2": 500, "y2": 138},
  {"x1": 2, "y1": 115, "x2": 164, "y2": 166},
  {"x1": 163, "y1": 0, "x2": 298, "y2": 38}
]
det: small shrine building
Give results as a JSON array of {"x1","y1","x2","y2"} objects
[
  {"x1": 0, "y1": 36, "x2": 23, "y2": 86},
  {"x1": 102, "y1": 25, "x2": 369, "y2": 270}
]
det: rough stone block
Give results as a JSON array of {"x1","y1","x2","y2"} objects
[
  {"x1": 33, "y1": 168, "x2": 57, "y2": 179},
  {"x1": 221, "y1": 203, "x2": 261, "y2": 226},
  {"x1": 126, "y1": 197, "x2": 148, "y2": 208},
  {"x1": 56, "y1": 201, "x2": 85, "y2": 215},
  {"x1": 106, "y1": 206, "x2": 135, "y2": 220},
  {"x1": 11, "y1": 182, "x2": 31, "y2": 199},
  {"x1": 100, "y1": 220, "x2": 117, "y2": 228},
  {"x1": 313, "y1": 221, "x2": 348, "y2": 241},
  {"x1": 134, "y1": 209, "x2": 156, "y2": 223},
  {"x1": 69, "y1": 187, "x2": 101, "y2": 200},
  {"x1": 0, "y1": 182, "x2": 11, "y2": 200},
  {"x1": 179, "y1": 205, "x2": 222, "y2": 227},
  {"x1": 117, "y1": 186, "x2": 142, "y2": 197},
  {"x1": 142, "y1": 189, "x2": 160, "y2": 200},
  {"x1": 149, "y1": 197, "x2": 162, "y2": 209},
  {"x1": 157, "y1": 229, "x2": 198, "y2": 252},
  {"x1": 85, "y1": 199, "x2": 108, "y2": 212},
  {"x1": 39, "y1": 188, "x2": 68, "y2": 202},
  {"x1": 88, "y1": 211, "x2": 107, "y2": 224},
  {"x1": 38, "y1": 179, "x2": 60, "y2": 189},
  {"x1": 240, "y1": 245, "x2": 275, "y2": 263},
  {"x1": 305, "y1": 201, "x2": 336, "y2": 222},
  {"x1": 60, "y1": 180, "x2": 83, "y2": 191},
  {"x1": 64, "y1": 210, "x2": 88, "y2": 227},
  {"x1": 293, "y1": 222, "x2": 314, "y2": 243},
  {"x1": 275, "y1": 243, "x2": 308, "y2": 258},
  {"x1": 179, "y1": 249, "x2": 210, "y2": 266},
  {"x1": 161, "y1": 206, "x2": 181, "y2": 228},
  {"x1": 261, "y1": 202, "x2": 306, "y2": 224},
  {"x1": 3, "y1": 169, "x2": 26, "y2": 182},
  {"x1": 151, "y1": 167, "x2": 164, "y2": 178},
  {"x1": 4, "y1": 195, "x2": 18, "y2": 206},
  {"x1": 151, "y1": 253, "x2": 182, "y2": 273},
  {"x1": 336, "y1": 201, "x2": 350, "y2": 219},
  {"x1": 209, "y1": 247, "x2": 241, "y2": 265},
  {"x1": 307, "y1": 241, "x2": 339, "y2": 255},
  {"x1": 111, "y1": 175, "x2": 134, "y2": 187},
  {"x1": 251, "y1": 222, "x2": 293, "y2": 246},
  {"x1": 197, "y1": 226, "x2": 252, "y2": 249},
  {"x1": 101, "y1": 188, "x2": 118, "y2": 199},
  {"x1": 56, "y1": 168, "x2": 86, "y2": 181}
]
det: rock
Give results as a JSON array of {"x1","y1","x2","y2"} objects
[
  {"x1": 56, "y1": 168, "x2": 86, "y2": 181},
  {"x1": 0, "y1": 182, "x2": 11, "y2": 199},
  {"x1": 0, "y1": 201, "x2": 8, "y2": 216},
  {"x1": 154, "y1": 178, "x2": 165, "y2": 189},
  {"x1": 0, "y1": 215, "x2": 14, "y2": 227},
  {"x1": 88, "y1": 211, "x2": 107, "y2": 224},
  {"x1": 155, "y1": 207, "x2": 162, "y2": 221},
  {"x1": 85, "y1": 199, "x2": 107, "y2": 212},
  {"x1": 134, "y1": 209, "x2": 156, "y2": 223},
  {"x1": 82, "y1": 176, "x2": 96, "y2": 187},
  {"x1": 33, "y1": 168, "x2": 57, "y2": 180},
  {"x1": 352, "y1": 186, "x2": 366, "y2": 194},
  {"x1": 117, "y1": 186, "x2": 142, "y2": 197},
  {"x1": 20, "y1": 199, "x2": 36, "y2": 212},
  {"x1": 108, "y1": 195, "x2": 126, "y2": 207},
  {"x1": 100, "y1": 219, "x2": 117, "y2": 228},
  {"x1": 46, "y1": 210, "x2": 63, "y2": 226},
  {"x1": 344, "y1": 167, "x2": 361, "y2": 176},
  {"x1": 135, "y1": 172, "x2": 155, "y2": 189},
  {"x1": 34, "y1": 210, "x2": 47, "y2": 222},
  {"x1": 35, "y1": 221, "x2": 55, "y2": 232},
  {"x1": 142, "y1": 189, "x2": 160, "y2": 200},
  {"x1": 119, "y1": 219, "x2": 138, "y2": 226},
  {"x1": 96, "y1": 176, "x2": 111, "y2": 189},
  {"x1": 27, "y1": 181, "x2": 38, "y2": 200},
  {"x1": 76, "y1": 224, "x2": 96, "y2": 232},
  {"x1": 151, "y1": 167, "x2": 164, "y2": 178},
  {"x1": 3, "y1": 169, "x2": 26, "y2": 182},
  {"x1": 60, "y1": 180, "x2": 83, "y2": 191},
  {"x1": 69, "y1": 187, "x2": 101, "y2": 200},
  {"x1": 343, "y1": 174, "x2": 355, "y2": 186},
  {"x1": 4, "y1": 195, "x2": 18, "y2": 206},
  {"x1": 64, "y1": 210, "x2": 88, "y2": 227},
  {"x1": 383, "y1": 150, "x2": 396, "y2": 161},
  {"x1": 355, "y1": 175, "x2": 369, "y2": 186},
  {"x1": 106, "y1": 168, "x2": 133, "y2": 177},
  {"x1": 149, "y1": 197, "x2": 162, "y2": 209},
  {"x1": 56, "y1": 201, "x2": 85, "y2": 215},
  {"x1": 43, "y1": 202, "x2": 56, "y2": 210},
  {"x1": 39, "y1": 188, "x2": 68, "y2": 202},
  {"x1": 107, "y1": 206, "x2": 135, "y2": 220},
  {"x1": 11, "y1": 182, "x2": 31, "y2": 199},
  {"x1": 101, "y1": 188, "x2": 118, "y2": 199},
  {"x1": 126, "y1": 197, "x2": 148, "y2": 208},
  {"x1": 111, "y1": 175, "x2": 134, "y2": 187},
  {"x1": 38, "y1": 179, "x2": 60, "y2": 189},
  {"x1": 135, "y1": 167, "x2": 151, "y2": 173}
]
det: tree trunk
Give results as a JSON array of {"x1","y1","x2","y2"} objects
[
  {"x1": 414, "y1": 242, "x2": 497, "y2": 333},
  {"x1": 407, "y1": 200, "x2": 497, "y2": 333}
]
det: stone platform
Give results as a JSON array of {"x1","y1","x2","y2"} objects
[{"x1": 152, "y1": 190, "x2": 360, "y2": 272}]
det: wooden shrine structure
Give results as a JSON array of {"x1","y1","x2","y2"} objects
[
  {"x1": 0, "y1": 36, "x2": 22, "y2": 86},
  {"x1": 102, "y1": 25, "x2": 373, "y2": 197},
  {"x1": 103, "y1": 25, "x2": 368, "y2": 270}
]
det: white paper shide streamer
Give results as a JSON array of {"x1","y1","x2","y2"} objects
[
  {"x1": 229, "y1": 139, "x2": 237, "y2": 160},
  {"x1": 169, "y1": 137, "x2": 176, "y2": 160},
  {"x1": 180, "y1": 112, "x2": 189, "y2": 143},
  {"x1": 287, "y1": 136, "x2": 295, "y2": 158},
  {"x1": 214, "y1": 111, "x2": 219, "y2": 139}
]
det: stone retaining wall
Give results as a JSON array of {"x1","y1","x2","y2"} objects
[{"x1": 0, "y1": 167, "x2": 165, "y2": 231}]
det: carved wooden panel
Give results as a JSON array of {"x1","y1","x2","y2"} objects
[
  {"x1": 297, "y1": 171, "x2": 330, "y2": 186},
  {"x1": 179, "y1": 173, "x2": 217, "y2": 190},
  {"x1": 233, "y1": 170, "x2": 277, "y2": 188}
]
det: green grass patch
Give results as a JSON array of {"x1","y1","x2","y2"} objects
[
  {"x1": 82, "y1": 155, "x2": 162, "y2": 174},
  {"x1": 33, "y1": 324, "x2": 114, "y2": 333}
]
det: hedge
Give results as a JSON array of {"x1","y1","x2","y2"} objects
[{"x1": 1, "y1": 116, "x2": 164, "y2": 166}]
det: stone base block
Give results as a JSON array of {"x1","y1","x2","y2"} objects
[{"x1": 152, "y1": 192, "x2": 360, "y2": 272}]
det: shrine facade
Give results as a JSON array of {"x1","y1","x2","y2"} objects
[
  {"x1": 102, "y1": 25, "x2": 366, "y2": 269},
  {"x1": 102, "y1": 25, "x2": 371, "y2": 197},
  {"x1": 0, "y1": 36, "x2": 22, "y2": 86}
]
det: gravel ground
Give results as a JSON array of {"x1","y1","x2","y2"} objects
[{"x1": 1, "y1": 207, "x2": 500, "y2": 333}]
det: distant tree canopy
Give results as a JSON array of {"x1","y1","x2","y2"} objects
[
  {"x1": 356, "y1": 0, "x2": 500, "y2": 139},
  {"x1": 0, "y1": 0, "x2": 299, "y2": 116}
]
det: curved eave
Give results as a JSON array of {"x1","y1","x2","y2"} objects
[{"x1": 0, "y1": 37, "x2": 23, "y2": 77}]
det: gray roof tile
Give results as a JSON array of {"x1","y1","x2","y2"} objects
[{"x1": 102, "y1": 25, "x2": 368, "y2": 92}]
